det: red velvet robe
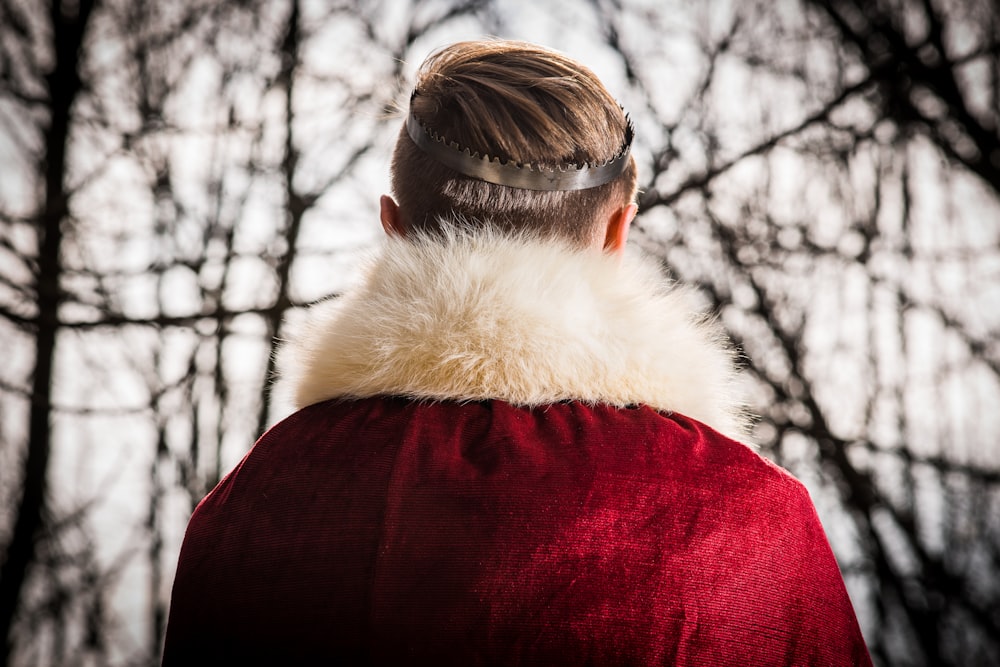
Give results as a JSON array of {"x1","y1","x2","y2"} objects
[
  {"x1": 165, "y1": 232, "x2": 871, "y2": 664},
  {"x1": 163, "y1": 397, "x2": 872, "y2": 665}
]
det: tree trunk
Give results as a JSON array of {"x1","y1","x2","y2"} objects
[{"x1": 0, "y1": 1, "x2": 97, "y2": 663}]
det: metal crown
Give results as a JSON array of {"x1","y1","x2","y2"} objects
[{"x1": 405, "y1": 99, "x2": 634, "y2": 192}]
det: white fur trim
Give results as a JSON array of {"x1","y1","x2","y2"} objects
[{"x1": 275, "y1": 230, "x2": 748, "y2": 440}]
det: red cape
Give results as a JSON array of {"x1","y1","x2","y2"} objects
[{"x1": 164, "y1": 398, "x2": 871, "y2": 665}]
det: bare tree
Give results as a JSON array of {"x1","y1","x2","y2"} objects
[{"x1": 0, "y1": 0, "x2": 100, "y2": 663}]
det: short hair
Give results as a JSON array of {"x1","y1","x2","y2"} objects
[{"x1": 391, "y1": 40, "x2": 638, "y2": 246}]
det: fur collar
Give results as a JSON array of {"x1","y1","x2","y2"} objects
[{"x1": 275, "y1": 229, "x2": 747, "y2": 440}]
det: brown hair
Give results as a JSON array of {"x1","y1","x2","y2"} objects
[{"x1": 391, "y1": 40, "x2": 638, "y2": 246}]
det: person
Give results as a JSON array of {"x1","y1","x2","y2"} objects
[{"x1": 163, "y1": 39, "x2": 873, "y2": 666}]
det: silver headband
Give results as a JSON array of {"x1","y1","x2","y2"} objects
[{"x1": 405, "y1": 98, "x2": 634, "y2": 192}]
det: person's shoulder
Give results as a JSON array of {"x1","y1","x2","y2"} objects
[{"x1": 559, "y1": 402, "x2": 806, "y2": 500}]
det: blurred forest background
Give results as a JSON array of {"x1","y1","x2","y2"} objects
[{"x1": 1, "y1": 0, "x2": 998, "y2": 665}]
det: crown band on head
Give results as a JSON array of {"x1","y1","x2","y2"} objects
[{"x1": 405, "y1": 94, "x2": 634, "y2": 192}]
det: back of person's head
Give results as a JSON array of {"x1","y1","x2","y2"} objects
[{"x1": 391, "y1": 40, "x2": 638, "y2": 247}]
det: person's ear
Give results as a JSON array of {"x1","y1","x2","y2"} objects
[
  {"x1": 380, "y1": 195, "x2": 406, "y2": 237},
  {"x1": 603, "y1": 202, "x2": 637, "y2": 255}
]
